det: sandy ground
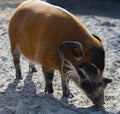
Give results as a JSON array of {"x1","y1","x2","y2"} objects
[{"x1": 0, "y1": 0, "x2": 120, "y2": 114}]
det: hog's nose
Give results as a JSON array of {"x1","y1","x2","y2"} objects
[{"x1": 93, "y1": 98, "x2": 105, "y2": 107}]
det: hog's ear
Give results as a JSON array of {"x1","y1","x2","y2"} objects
[
  {"x1": 60, "y1": 41, "x2": 84, "y2": 61},
  {"x1": 103, "y1": 78, "x2": 112, "y2": 84}
]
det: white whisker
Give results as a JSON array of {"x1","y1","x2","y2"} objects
[
  {"x1": 65, "y1": 70, "x2": 74, "y2": 77},
  {"x1": 65, "y1": 69, "x2": 79, "y2": 79},
  {"x1": 65, "y1": 59, "x2": 76, "y2": 71}
]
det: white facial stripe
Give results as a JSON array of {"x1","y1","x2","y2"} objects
[
  {"x1": 79, "y1": 68, "x2": 89, "y2": 80},
  {"x1": 74, "y1": 56, "x2": 82, "y2": 61},
  {"x1": 79, "y1": 63, "x2": 102, "y2": 81},
  {"x1": 64, "y1": 59, "x2": 79, "y2": 78},
  {"x1": 90, "y1": 63, "x2": 101, "y2": 77},
  {"x1": 64, "y1": 59, "x2": 76, "y2": 70}
]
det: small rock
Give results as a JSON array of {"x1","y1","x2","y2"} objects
[{"x1": 100, "y1": 21, "x2": 116, "y2": 27}]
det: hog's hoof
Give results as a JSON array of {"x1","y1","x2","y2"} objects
[
  {"x1": 16, "y1": 74, "x2": 22, "y2": 80},
  {"x1": 63, "y1": 92, "x2": 74, "y2": 98},
  {"x1": 29, "y1": 67, "x2": 37, "y2": 73},
  {"x1": 44, "y1": 87, "x2": 54, "y2": 94},
  {"x1": 93, "y1": 105, "x2": 104, "y2": 109},
  {"x1": 31, "y1": 68, "x2": 37, "y2": 73},
  {"x1": 16, "y1": 76, "x2": 23, "y2": 80}
]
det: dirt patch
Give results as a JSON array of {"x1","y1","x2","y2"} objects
[{"x1": 0, "y1": 0, "x2": 120, "y2": 114}]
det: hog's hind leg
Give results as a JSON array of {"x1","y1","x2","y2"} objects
[{"x1": 11, "y1": 45, "x2": 22, "y2": 80}]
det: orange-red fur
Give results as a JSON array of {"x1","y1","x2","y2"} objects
[{"x1": 9, "y1": 0, "x2": 102, "y2": 70}]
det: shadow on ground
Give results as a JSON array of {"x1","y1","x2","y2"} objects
[{"x1": 0, "y1": 72, "x2": 119, "y2": 114}]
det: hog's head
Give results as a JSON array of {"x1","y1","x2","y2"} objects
[{"x1": 58, "y1": 35, "x2": 112, "y2": 106}]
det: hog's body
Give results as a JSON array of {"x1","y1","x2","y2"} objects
[{"x1": 9, "y1": 0, "x2": 112, "y2": 106}]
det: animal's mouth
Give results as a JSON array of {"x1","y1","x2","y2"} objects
[{"x1": 93, "y1": 100, "x2": 105, "y2": 107}]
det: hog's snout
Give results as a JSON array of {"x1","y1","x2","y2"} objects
[{"x1": 92, "y1": 97, "x2": 105, "y2": 106}]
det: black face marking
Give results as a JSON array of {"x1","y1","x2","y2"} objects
[
  {"x1": 76, "y1": 67, "x2": 86, "y2": 79},
  {"x1": 76, "y1": 64, "x2": 101, "y2": 91},
  {"x1": 91, "y1": 46, "x2": 105, "y2": 71},
  {"x1": 81, "y1": 80, "x2": 93, "y2": 93},
  {"x1": 81, "y1": 79, "x2": 100, "y2": 94},
  {"x1": 84, "y1": 64, "x2": 98, "y2": 75},
  {"x1": 79, "y1": 63, "x2": 98, "y2": 75}
]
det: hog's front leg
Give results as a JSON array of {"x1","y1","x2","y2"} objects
[{"x1": 61, "y1": 76, "x2": 74, "y2": 98}]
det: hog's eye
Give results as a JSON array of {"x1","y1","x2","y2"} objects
[
  {"x1": 73, "y1": 47, "x2": 82, "y2": 58},
  {"x1": 74, "y1": 48, "x2": 80, "y2": 53}
]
